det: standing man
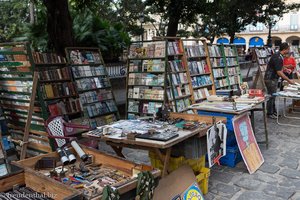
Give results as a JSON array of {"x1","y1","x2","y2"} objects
[{"x1": 264, "y1": 42, "x2": 295, "y2": 119}]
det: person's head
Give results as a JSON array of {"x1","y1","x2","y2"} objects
[{"x1": 279, "y1": 42, "x2": 290, "y2": 55}]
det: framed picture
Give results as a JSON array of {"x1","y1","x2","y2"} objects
[
  {"x1": 232, "y1": 113, "x2": 264, "y2": 174},
  {"x1": 207, "y1": 122, "x2": 227, "y2": 168}
]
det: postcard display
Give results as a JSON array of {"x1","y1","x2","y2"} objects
[
  {"x1": 65, "y1": 48, "x2": 119, "y2": 128},
  {"x1": 126, "y1": 38, "x2": 195, "y2": 119},
  {"x1": 183, "y1": 39, "x2": 216, "y2": 103}
]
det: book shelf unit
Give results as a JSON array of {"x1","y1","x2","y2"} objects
[
  {"x1": 208, "y1": 44, "x2": 229, "y2": 90},
  {"x1": 65, "y1": 47, "x2": 119, "y2": 129},
  {"x1": 33, "y1": 52, "x2": 83, "y2": 119},
  {"x1": 221, "y1": 44, "x2": 242, "y2": 90},
  {"x1": 253, "y1": 47, "x2": 273, "y2": 89},
  {"x1": 0, "y1": 42, "x2": 51, "y2": 155},
  {"x1": 290, "y1": 46, "x2": 300, "y2": 79},
  {"x1": 182, "y1": 39, "x2": 216, "y2": 103},
  {"x1": 126, "y1": 38, "x2": 194, "y2": 119}
]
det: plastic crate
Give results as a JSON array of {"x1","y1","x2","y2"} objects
[
  {"x1": 149, "y1": 151, "x2": 205, "y2": 173},
  {"x1": 219, "y1": 144, "x2": 242, "y2": 167},
  {"x1": 196, "y1": 167, "x2": 210, "y2": 195}
]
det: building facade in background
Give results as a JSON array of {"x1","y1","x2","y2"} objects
[{"x1": 215, "y1": 0, "x2": 300, "y2": 50}]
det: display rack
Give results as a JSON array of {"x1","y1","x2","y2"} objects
[
  {"x1": 183, "y1": 39, "x2": 216, "y2": 103},
  {"x1": 208, "y1": 44, "x2": 229, "y2": 90},
  {"x1": 290, "y1": 46, "x2": 300, "y2": 79},
  {"x1": 126, "y1": 38, "x2": 194, "y2": 119},
  {"x1": 65, "y1": 47, "x2": 119, "y2": 129},
  {"x1": 221, "y1": 44, "x2": 243, "y2": 89},
  {"x1": 252, "y1": 47, "x2": 273, "y2": 90},
  {"x1": 0, "y1": 42, "x2": 51, "y2": 156},
  {"x1": 33, "y1": 52, "x2": 82, "y2": 119}
]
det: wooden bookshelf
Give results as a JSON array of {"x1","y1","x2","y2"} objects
[
  {"x1": 290, "y1": 46, "x2": 300, "y2": 79},
  {"x1": 34, "y1": 52, "x2": 82, "y2": 119},
  {"x1": 252, "y1": 47, "x2": 273, "y2": 89},
  {"x1": 182, "y1": 39, "x2": 216, "y2": 103},
  {"x1": 126, "y1": 38, "x2": 195, "y2": 119},
  {"x1": 65, "y1": 47, "x2": 119, "y2": 129},
  {"x1": 208, "y1": 44, "x2": 229, "y2": 90},
  {"x1": 221, "y1": 44, "x2": 243, "y2": 89},
  {"x1": 0, "y1": 42, "x2": 52, "y2": 156}
]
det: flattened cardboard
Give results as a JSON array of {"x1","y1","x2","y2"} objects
[{"x1": 153, "y1": 165, "x2": 202, "y2": 200}]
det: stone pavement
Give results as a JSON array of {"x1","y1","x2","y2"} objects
[{"x1": 98, "y1": 102, "x2": 300, "y2": 200}]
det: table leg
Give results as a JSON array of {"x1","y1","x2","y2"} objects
[
  {"x1": 110, "y1": 145, "x2": 125, "y2": 158},
  {"x1": 162, "y1": 147, "x2": 172, "y2": 177},
  {"x1": 262, "y1": 102, "x2": 269, "y2": 149}
]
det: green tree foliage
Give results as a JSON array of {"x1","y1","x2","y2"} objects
[
  {"x1": 0, "y1": 0, "x2": 30, "y2": 42},
  {"x1": 145, "y1": 0, "x2": 207, "y2": 36},
  {"x1": 199, "y1": 0, "x2": 300, "y2": 43}
]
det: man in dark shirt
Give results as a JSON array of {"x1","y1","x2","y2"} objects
[{"x1": 264, "y1": 42, "x2": 295, "y2": 119}]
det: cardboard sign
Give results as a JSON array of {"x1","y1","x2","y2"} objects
[
  {"x1": 153, "y1": 165, "x2": 204, "y2": 200},
  {"x1": 232, "y1": 113, "x2": 264, "y2": 174}
]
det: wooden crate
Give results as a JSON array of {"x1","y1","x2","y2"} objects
[
  {"x1": 14, "y1": 145, "x2": 160, "y2": 199},
  {"x1": 0, "y1": 167, "x2": 80, "y2": 200}
]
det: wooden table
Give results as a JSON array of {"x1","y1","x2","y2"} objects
[
  {"x1": 84, "y1": 113, "x2": 226, "y2": 177},
  {"x1": 190, "y1": 98, "x2": 269, "y2": 148}
]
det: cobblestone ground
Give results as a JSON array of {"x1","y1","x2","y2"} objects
[{"x1": 98, "y1": 101, "x2": 300, "y2": 200}]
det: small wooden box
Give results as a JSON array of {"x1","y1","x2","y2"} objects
[
  {"x1": 0, "y1": 165, "x2": 80, "y2": 199},
  {"x1": 14, "y1": 145, "x2": 160, "y2": 200}
]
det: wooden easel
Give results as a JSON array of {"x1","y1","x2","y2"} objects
[{"x1": 20, "y1": 71, "x2": 39, "y2": 159}]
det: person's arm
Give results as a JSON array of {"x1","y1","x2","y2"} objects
[{"x1": 277, "y1": 70, "x2": 295, "y2": 84}]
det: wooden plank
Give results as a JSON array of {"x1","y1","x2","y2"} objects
[
  {"x1": 0, "y1": 172, "x2": 25, "y2": 192},
  {"x1": 27, "y1": 142, "x2": 51, "y2": 153},
  {"x1": 20, "y1": 71, "x2": 39, "y2": 159},
  {"x1": 24, "y1": 170, "x2": 80, "y2": 200},
  {"x1": 169, "y1": 112, "x2": 226, "y2": 124}
]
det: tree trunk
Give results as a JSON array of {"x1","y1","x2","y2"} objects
[
  {"x1": 43, "y1": 0, "x2": 74, "y2": 56},
  {"x1": 166, "y1": 17, "x2": 180, "y2": 37},
  {"x1": 229, "y1": 33, "x2": 235, "y2": 44},
  {"x1": 209, "y1": 36, "x2": 215, "y2": 44},
  {"x1": 29, "y1": 1, "x2": 35, "y2": 24}
]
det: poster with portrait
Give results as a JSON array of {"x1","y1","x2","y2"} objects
[
  {"x1": 207, "y1": 122, "x2": 227, "y2": 168},
  {"x1": 232, "y1": 113, "x2": 264, "y2": 174}
]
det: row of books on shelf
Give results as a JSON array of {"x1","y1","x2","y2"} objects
[
  {"x1": 167, "y1": 85, "x2": 191, "y2": 100},
  {"x1": 128, "y1": 73, "x2": 164, "y2": 86},
  {"x1": 68, "y1": 50, "x2": 102, "y2": 64},
  {"x1": 106, "y1": 63, "x2": 127, "y2": 77},
  {"x1": 168, "y1": 41, "x2": 184, "y2": 55},
  {"x1": 191, "y1": 75, "x2": 212, "y2": 88},
  {"x1": 79, "y1": 89, "x2": 113, "y2": 105},
  {"x1": 185, "y1": 45, "x2": 206, "y2": 57},
  {"x1": 32, "y1": 52, "x2": 66, "y2": 64},
  {"x1": 39, "y1": 67, "x2": 70, "y2": 81},
  {"x1": 228, "y1": 67, "x2": 239, "y2": 76},
  {"x1": 85, "y1": 100, "x2": 117, "y2": 118},
  {"x1": 48, "y1": 98, "x2": 82, "y2": 116},
  {"x1": 0, "y1": 53, "x2": 28, "y2": 62},
  {"x1": 71, "y1": 65, "x2": 106, "y2": 78},
  {"x1": 208, "y1": 46, "x2": 221, "y2": 57},
  {"x1": 171, "y1": 98, "x2": 191, "y2": 112},
  {"x1": 170, "y1": 73, "x2": 188, "y2": 85},
  {"x1": 215, "y1": 78, "x2": 229, "y2": 89},
  {"x1": 76, "y1": 77, "x2": 110, "y2": 91},
  {"x1": 291, "y1": 46, "x2": 300, "y2": 58},
  {"x1": 88, "y1": 114, "x2": 117, "y2": 129},
  {"x1": 210, "y1": 58, "x2": 225, "y2": 68},
  {"x1": 128, "y1": 87, "x2": 164, "y2": 100},
  {"x1": 40, "y1": 82, "x2": 76, "y2": 99},
  {"x1": 129, "y1": 60, "x2": 165, "y2": 72},
  {"x1": 128, "y1": 42, "x2": 166, "y2": 58},
  {"x1": 229, "y1": 76, "x2": 240, "y2": 85},
  {"x1": 226, "y1": 58, "x2": 238, "y2": 66},
  {"x1": 223, "y1": 47, "x2": 236, "y2": 57},
  {"x1": 168, "y1": 60, "x2": 185, "y2": 72},
  {"x1": 128, "y1": 100, "x2": 162, "y2": 115},
  {"x1": 194, "y1": 88, "x2": 210, "y2": 101},
  {"x1": 188, "y1": 61, "x2": 210, "y2": 75},
  {"x1": 213, "y1": 68, "x2": 225, "y2": 78}
]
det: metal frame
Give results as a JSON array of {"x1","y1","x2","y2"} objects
[{"x1": 276, "y1": 95, "x2": 300, "y2": 127}]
